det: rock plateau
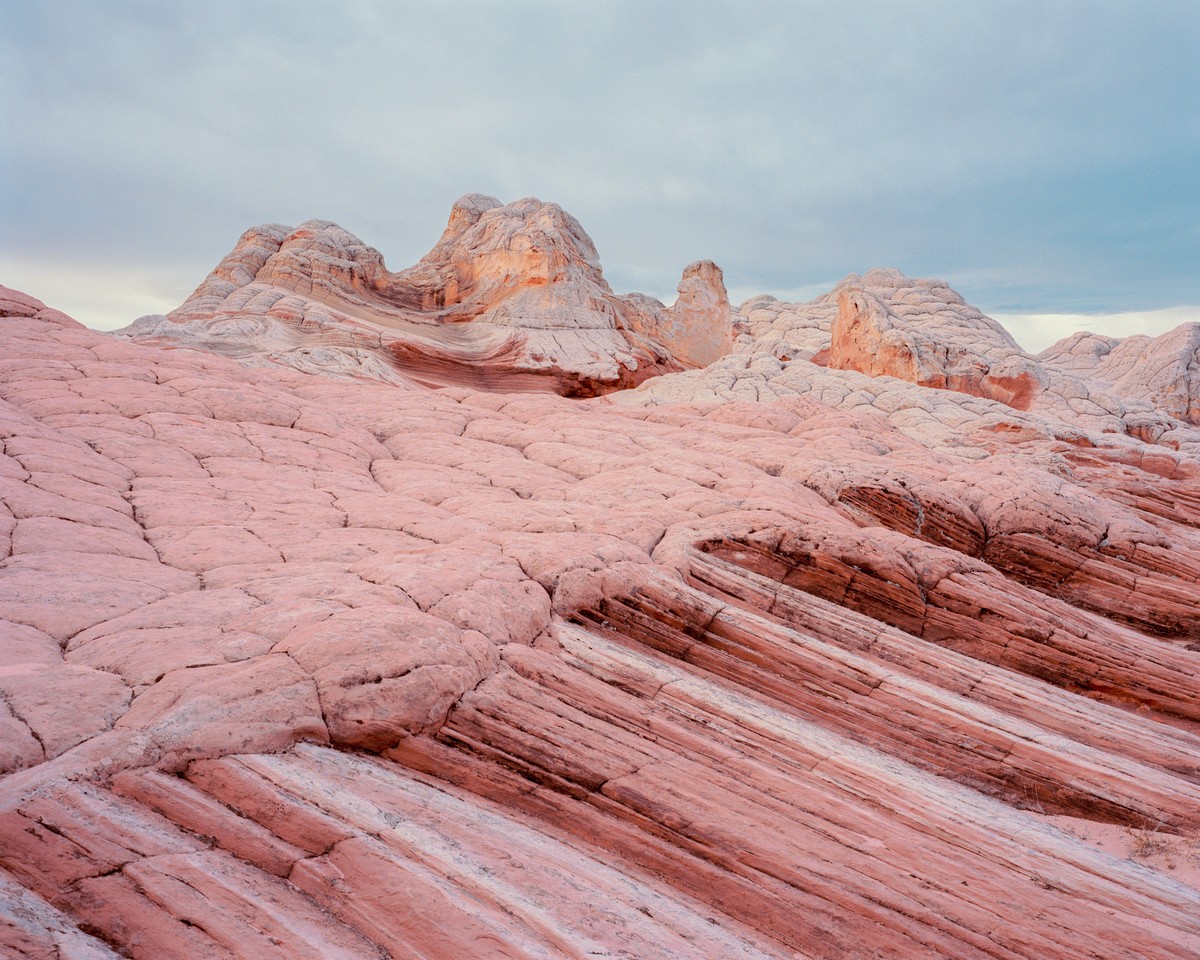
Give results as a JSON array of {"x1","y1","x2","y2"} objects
[{"x1": 2, "y1": 198, "x2": 1200, "y2": 959}]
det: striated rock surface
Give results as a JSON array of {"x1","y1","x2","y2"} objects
[
  {"x1": 3, "y1": 224, "x2": 1200, "y2": 960},
  {"x1": 118, "y1": 195, "x2": 734, "y2": 396}
]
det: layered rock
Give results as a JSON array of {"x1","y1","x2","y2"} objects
[
  {"x1": 827, "y1": 271, "x2": 1044, "y2": 409},
  {"x1": 4, "y1": 238, "x2": 1200, "y2": 960},
  {"x1": 119, "y1": 195, "x2": 734, "y2": 395},
  {"x1": 730, "y1": 268, "x2": 1200, "y2": 440}
]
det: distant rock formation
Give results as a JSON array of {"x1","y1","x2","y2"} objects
[
  {"x1": 825, "y1": 269, "x2": 1042, "y2": 409},
  {"x1": 727, "y1": 267, "x2": 1199, "y2": 439},
  {"x1": 1039, "y1": 322, "x2": 1200, "y2": 425},
  {"x1": 120, "y1": 195, "x2": 734, "y2": 395},
  {"x1": 4, "y1": 211, "x2": 1200, "y2": 959},
  {"x1": 625, "y1": 259, "x2": 734, "y2": 368}
]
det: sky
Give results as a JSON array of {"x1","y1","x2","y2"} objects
[{"x1": 2, "y1": 0, "x2": 1197, "y2": 352}]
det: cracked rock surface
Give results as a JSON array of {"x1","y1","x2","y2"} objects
[{"x1": 2, "y1": 218, "x2": 1200, "y2": 959}]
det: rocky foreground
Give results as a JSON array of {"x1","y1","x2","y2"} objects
[{"x1": 2, "y1": 198, "x2": 1200, "y2": 958}]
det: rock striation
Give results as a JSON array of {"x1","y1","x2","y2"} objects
[
  {"x1": 119, "y1": 195, "x2": 734, "y2": 396},
  {"x1": 3, "y1": 202, "x2": 1200, "y2": 959}
]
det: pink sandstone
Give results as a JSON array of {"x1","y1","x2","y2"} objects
[
  {"x1": 120, "y1": 195, "x2": 735, "y2": 396},
  {"x1": 2, "y1": 198, "x2": 1200, "y2": 958}
]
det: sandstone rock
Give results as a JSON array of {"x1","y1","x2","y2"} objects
[
  {"x1": 276, "y1": 607, "x2": 493, "y2": 750},
  {"x1": 708, "y1": 269, "x2": 1200, "y2": 456},
  {"x1": 827, "y1": 270, "x2": 1028, "y2": 402},
  {"x1": 1040, "y1": 322, "x2": 1200, "y2": 425},
  {"x1": 625, "y1": 259, "x2": 734, "y2": 368},
  {"x1": 4, "y1": 248, "x2": 1200, "y2": 960},
  {"x1": 0, "y1": 663, "x2": 130, "y2": 765},
  {"x1": 0, "y1": 866, "x2": 123, "y2": 959},
  {"x1": 113, "y1": 655, "x2": 327, "y2": 771},
  {"x1": 119, "y1": 196, "x2": 734, "y2": 395}
]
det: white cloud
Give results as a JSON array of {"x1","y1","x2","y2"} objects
[
  {"x1": 991, "y1": 306, "x2": 1200, "y2": 354},
  {"x1": 2, "y1": 2, "x2": 1196, "y2": 328},
  {"x1": 1, "y1": 257, "x2": 197, "y2": 331}
]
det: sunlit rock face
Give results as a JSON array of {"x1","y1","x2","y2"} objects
[
  {"x1": 826, "y1": 270, "x2": 1050, "y2": 410},
  {"x1": 622, "y1": 258, "x2": 734, "y2": 368},
  {"x1": 118, "y1": 195, "x2": 735, "y2": 396},
  {"x1": 4, "y1": 216, "x2": 1200, "y2": 960}
]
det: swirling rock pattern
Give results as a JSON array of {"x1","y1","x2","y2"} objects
[
  {"x1": 2, "y1": 204, "x2": 1200, "y2": 960},
  {"x1": 118, "y1": 195, "x2": 734, "y2": 396}
]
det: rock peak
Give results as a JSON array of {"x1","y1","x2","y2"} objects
[{"x1": 123, "y1": 195, "x2": 734, "y2": 394}]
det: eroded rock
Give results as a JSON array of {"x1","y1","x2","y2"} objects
[
  {"x1": 4, "y1": 248, "x2": 1200, "y2": 959},
  {"x1": 119, "y1": 196, "x2": 735, "y2": 395}
]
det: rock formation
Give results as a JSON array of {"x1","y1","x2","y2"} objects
[
  {"x1": 3, "y1": 200, "x2": 1200, "y2": 958},
  {"x1": 1038, "y1": 322, "x2": 1200, "y2": 425},
  {"x1": 119, "y1": 195, "x2": 734, "y2": 396}
]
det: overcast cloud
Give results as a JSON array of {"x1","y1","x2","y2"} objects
[{"x1": 2, "y1": 0, "x2": 1197, "y2": 350}]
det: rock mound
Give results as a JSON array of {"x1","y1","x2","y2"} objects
[
  {"x1": 826, "y1": 269, "x2": 1043, "y2": 409},
  {"x1": 120, "y1": 195, "x2": 734, "y2": 395},
  {"x1": 1039, "y1": 321, "x2": 1200, "y2": 425},
  {"x1": 698, "y1": 269, "x2": 1200, "y2": 451}
]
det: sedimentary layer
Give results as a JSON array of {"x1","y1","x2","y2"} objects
[
  {"x1": 3, "y1": 210, "x2": 1200, "y2": 958},
  {"x1": 118, "y1": 195, "x2": 734, "y2": 395}
]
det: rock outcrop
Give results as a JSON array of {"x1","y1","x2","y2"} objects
[
  {"x1": 4, "y1": 218, "x2": 1200, "y2": 960},
  {"x1": 1038, "y1": 322, "x2": 1200, "y2": 425},
  {"x1": 119, "y1": 195, "x2": 734, "y2": 395},
  {"x1": 827, "y1": 271, "x2": 1045, "y2": 410},
  {"x1": 623, "y1": 259, "x2": 734, "y2": 368},
  {"x1": 735, "y1": 268, "x2": 1200, "y2": 437}
]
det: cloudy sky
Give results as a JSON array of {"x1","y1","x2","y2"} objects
[{"x1": 2, "y1": 0, "x2": 1197, "y2": 350}]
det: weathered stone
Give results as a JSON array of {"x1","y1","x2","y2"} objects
[
  {"x1": 118, "y1": 196, "x2": 735, "y2": 395},
  {"x1": 3, "y1": 217, "x2": 1200, "y2": 959}
]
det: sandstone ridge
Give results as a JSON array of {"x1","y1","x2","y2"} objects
[
  {"x1": 120, "y1": 195, "x2": 734, "y2": 396},
  {"x1": 3, "y1": 226, "x2": 1200, "y2": 960},
  {"x1": 734, "y1": 267, "x2": 1200, "y2": 429}
]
